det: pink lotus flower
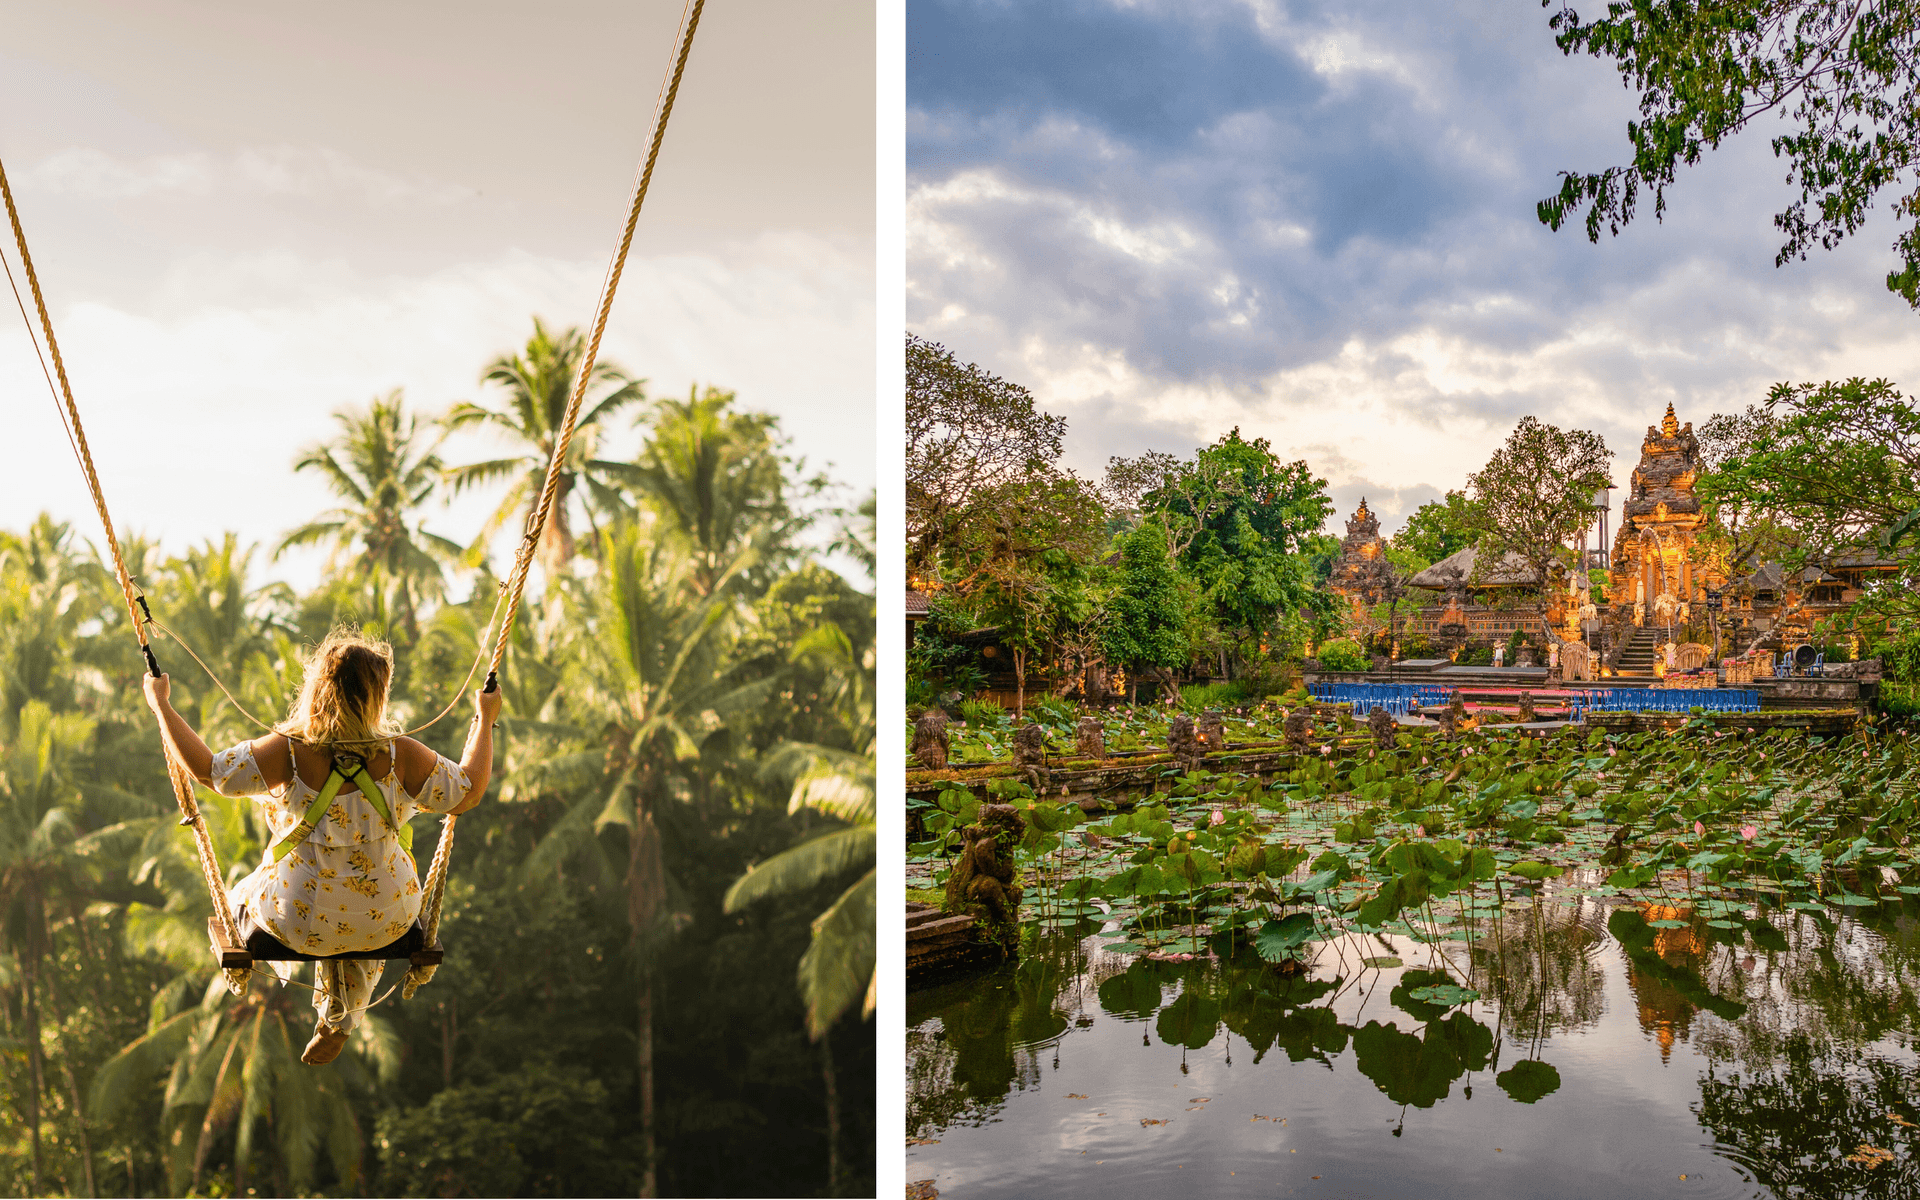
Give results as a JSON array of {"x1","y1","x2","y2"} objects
[
  {"x1": 1595, "y1": 772, "x2": 1607, "y2": 780},
  {"x1": 1320, "y1": 745, "x2": 1331, "y2": 756},
  {"x1": 1210, "y1": 808, "x2": 1226, "y2": 827},
  {"x1": 1694, "y1": 820, "x2": 1706, "y2": 839},
  {"x1": 1740, "y1": 825, "x2": 1758, "y2": 842}
]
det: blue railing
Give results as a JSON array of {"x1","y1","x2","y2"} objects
[
  {"x1": 1308, "y1": 682, "x2": 1452, "y2": 716},
  {"x1": 1568, "y1": 688, "x2": 1761, "y2": 718}
]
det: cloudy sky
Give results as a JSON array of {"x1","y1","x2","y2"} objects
[
  {"x1": 906, "y1": 0, "x2": 1920, "y2": 537},
  {"x1": 0, "y1": 0, "x2": 873, "y2": 589}
]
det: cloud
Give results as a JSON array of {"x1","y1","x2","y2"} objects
[
  {"x1": 907, "y1": 0, "x2": 1920, "y2": 539},
  {"x1": 24, "y1": 145, "x2": 478, "y2": 208},
  {"x1": 0, "y1": 231, "x2": 874, "y2": 589}
]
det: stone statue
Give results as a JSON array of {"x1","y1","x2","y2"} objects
[
  {"x1": 1168, "y1": 714, "x2": 1206, "y2": 770},
  {"x1": 1075, "y1": 715, "x2": 1107, "y2": 761},
  {"x1": 1437, "y1": 693, "x2": 1467, "y2": 737},
  {"x1": 1516, "y1": 691, "x2": 1535, "y2": 723},
  {"x1": 943, "y1": 804, "x2": 1025, "y2": 930},
  {"x1": 1283, "y1": 708, "x2": 1315, "y2": 752},
  {"x1": 1367, "y1": 705, "x2": 1397, "y2": 750},
  {"x1": 1197, "y1": 710, "x2": 1227, "y2": 753},
  {"x1": 910, "y1": 708, "x2": 950, "y2": 770},
  {"x1": 1012, "y1": 722, "x2": 1049, "y2": 790},
  {"x1": 1561, "y1": 640, "x2": 1593, "y2": 682}
]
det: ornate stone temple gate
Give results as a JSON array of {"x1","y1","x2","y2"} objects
[{"x1": 1608, "y1": 403, "x2": 1725, "y2": 634}]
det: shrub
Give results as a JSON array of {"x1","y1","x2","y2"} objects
[
  {"x1": 960, "y1": 698, "x2": 1004, "y2": 725},
  {"x1": 1316, "y1": 638, "x2": 1369, "y2": 672},
  {"x1": 1180, "y1": 680, "x2": 1255, "y2": 711},
  {"x1": 1027, "y1": 693, "x2": 1077, "y2": 724}
]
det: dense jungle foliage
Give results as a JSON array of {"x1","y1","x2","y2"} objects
[{"x1": 0, "y1": 324, "x2": 876, "y2": 1198}]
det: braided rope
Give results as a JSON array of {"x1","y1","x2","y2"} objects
[
  {"x1": 489, "y1": 0, "x2": 706, "y2": 678},
  {"x1": 0, "y1": 154, "x2": 248, "y2": 987},
  {"x1": 408, "y1": 0, "x2": 707, "y2": 997}
]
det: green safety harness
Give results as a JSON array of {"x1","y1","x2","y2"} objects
[{"x1": 270, "y1": 751, "x2": 413, "y2": 862}]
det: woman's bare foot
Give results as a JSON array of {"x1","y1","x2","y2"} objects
[{"x1": 302, "y1": 1021, "x2": 348, "y2": 1065}]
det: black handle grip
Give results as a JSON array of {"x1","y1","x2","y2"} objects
[
  {"x1": 483, "y1": 670, "x2": 498, "y2": 694},
  {"x1": 143, "y1": 645, "x2": 160, "y2": 677}
]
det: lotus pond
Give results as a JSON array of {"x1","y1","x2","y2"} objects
[{"x1": 906, "y1": 718, "x2": 1920, "y2": 1197}]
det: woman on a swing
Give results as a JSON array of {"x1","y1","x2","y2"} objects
[{"x1": 142, "y1": 628, "x2": 500, "y2": 1065}]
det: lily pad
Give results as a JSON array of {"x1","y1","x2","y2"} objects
[
  {"x1": 1406, "y1": 983, "x2": 1480, "y2": 1008},
  {"x1": 1361, "y1": 956, "x2": 1403, "y2": 969},
  {"x1": 1648, "y1": 918, "x2": 1689, "y2": 929}
]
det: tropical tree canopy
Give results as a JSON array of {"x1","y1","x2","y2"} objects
[{"x1": 1, "y1": 326, "x2": 875, "y2": 1199}]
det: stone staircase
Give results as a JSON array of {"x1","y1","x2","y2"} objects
[{"x1": 1613, "y1": 626, "x2": 1663, "y2": 677}]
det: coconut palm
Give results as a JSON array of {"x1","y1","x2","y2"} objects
[
  {"x1": 278, "y1": 391, "x2": 463, "y2": 643},
  {"x1": 626, "y1": 387, "x2": 802, "y2": 598},
  {"x1": 148, "y1": 535, "x2": 298, "y2": 742},
  {"x1": 89, "y1": 972, "x2": 399, "y2": 1195},
  {"x1": 510, "y1": 523, "x2": 778, "y2": 1197},
  {"x1": 442, "y1": 318, "x2": 646, "y2": 574},
  {"x1": 723, "y1": 621, "x2": 875, "y2": 1038}
]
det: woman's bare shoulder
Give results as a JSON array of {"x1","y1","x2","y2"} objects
[
  {"x1": 248, "y1": 732, "x2": 293, "y2": 787},
  {"x1": 394, "y1": 736, "x2": 438, "y2": 788}
]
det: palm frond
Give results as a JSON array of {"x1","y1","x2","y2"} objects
[
  {"x1": 723, "y1": 827, "x2": 875, "y2": 912},
  {"x1": 797, "y1": 869, "x2": 875, "y2": 1039}
]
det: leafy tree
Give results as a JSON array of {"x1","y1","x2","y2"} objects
[
  {"x1": 905, "y1": 334, "x2": 1067, "y2": 573},
  {"x1": 940, "y1": 470, "x2": 1107, "y2": 714},
  {"x1": 279, "y1": 391, "x2": 464, "y2": 643},
  {"x1": 1100, "y1": 522, "x2": 1197, "y2": 703},
  {"x1": 1465, "y1": 417, "x2": 1613, "y2": 640},
  {"x1": 1142, "y1": 430, "x2": 1334, "y2": 672},
  {"x1": 1392, "y1": 490, "x2": 1484, "y2": 566},
  {"x1": 442, "y1": 318, "x2": 646, "y2": 573},
  {"x1": 1695, "y1": 404, "x2": 1804, "y2": 582},
  {"x1": 1537, "y1": 0, "x2": 1920, "y2": 306},
  {"x1": 1701, "y1": 377, "x2": 1920, "y2": 617}
]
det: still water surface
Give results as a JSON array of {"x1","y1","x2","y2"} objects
[{"x1": 908, "y1": 898, "x2": 1920, "y2": 1198}]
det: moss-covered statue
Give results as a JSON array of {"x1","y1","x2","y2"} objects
[
  {"x1": 942, "y1": 803, "x2": 1025, "y2": 945},
  {"x1": 911, "y1": 707, "x2": 950, "y2": 770},
  {"x1": 1075, "y1": 716, "x2": 1106, "y2": 761},
  {"x1": 1367, "y1": 705, "x2": 1397, "y2": 750}
]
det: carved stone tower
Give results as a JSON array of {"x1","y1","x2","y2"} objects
[{"x1": 1608, "y1": 404, "x2": 1723, "y2": 625}]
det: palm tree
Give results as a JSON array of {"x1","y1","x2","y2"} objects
[
  {"x1": 442, "y1": 318, "x2": 646, "y2": 574},
  {"x1": 511, "y1": 523, "x2": 777, "y2": 1197},
  {"x1": 0, "y1": 699, "x2": 97, "y2": 1197},
  {"x1": 627, "y1": 387, "x2": 802, "y2": 598},
  {"x1": 723, "y1": 620, "x2": 873, "y2": 1198},
  {"x1": 89, "y1": 972, "x2": 399, "y2": 1194},
  {"x1": 149, "y1": 535, "x2": 297, "y2": 742},
  {"x1": 724, "y1": 621, "x2": 875, "y2": 1038},
  {"x1": 0, "y1": 524, "x2": 111, "y2": 1197},
  {"x1": 278, "y1": 392, "x2": 463, "y2": 643}
]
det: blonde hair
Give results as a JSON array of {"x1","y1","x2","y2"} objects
[{"x1": 277, "y1": 628, "x2": 399, "y2": 755}]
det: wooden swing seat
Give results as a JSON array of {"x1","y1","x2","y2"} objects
[{"x1": 208, "y1": 914, "x2": 443, "y2": 970}]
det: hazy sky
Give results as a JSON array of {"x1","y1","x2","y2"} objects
[
  {"x1": 906, "y1": 0, "x2": 1920, "y2": 537},
  {"x1": 0, "y1": 0, "x2": 874, "y2": 588}
]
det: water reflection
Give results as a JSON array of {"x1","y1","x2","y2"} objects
[{"x1": 908, "y1": 898, "x2": 1920, "y2": 1198}]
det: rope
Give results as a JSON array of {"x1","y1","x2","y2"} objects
[
  {"x1": 406, "y1": 0, "x2": 707, "y2": 997},
  {"x1": 0, "y1": 153, "x2": 251, "y2": 996}
]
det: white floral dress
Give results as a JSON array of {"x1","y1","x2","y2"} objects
[{"x1": 210, "y1": 739, "x2": 469, "y2": 1030}]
